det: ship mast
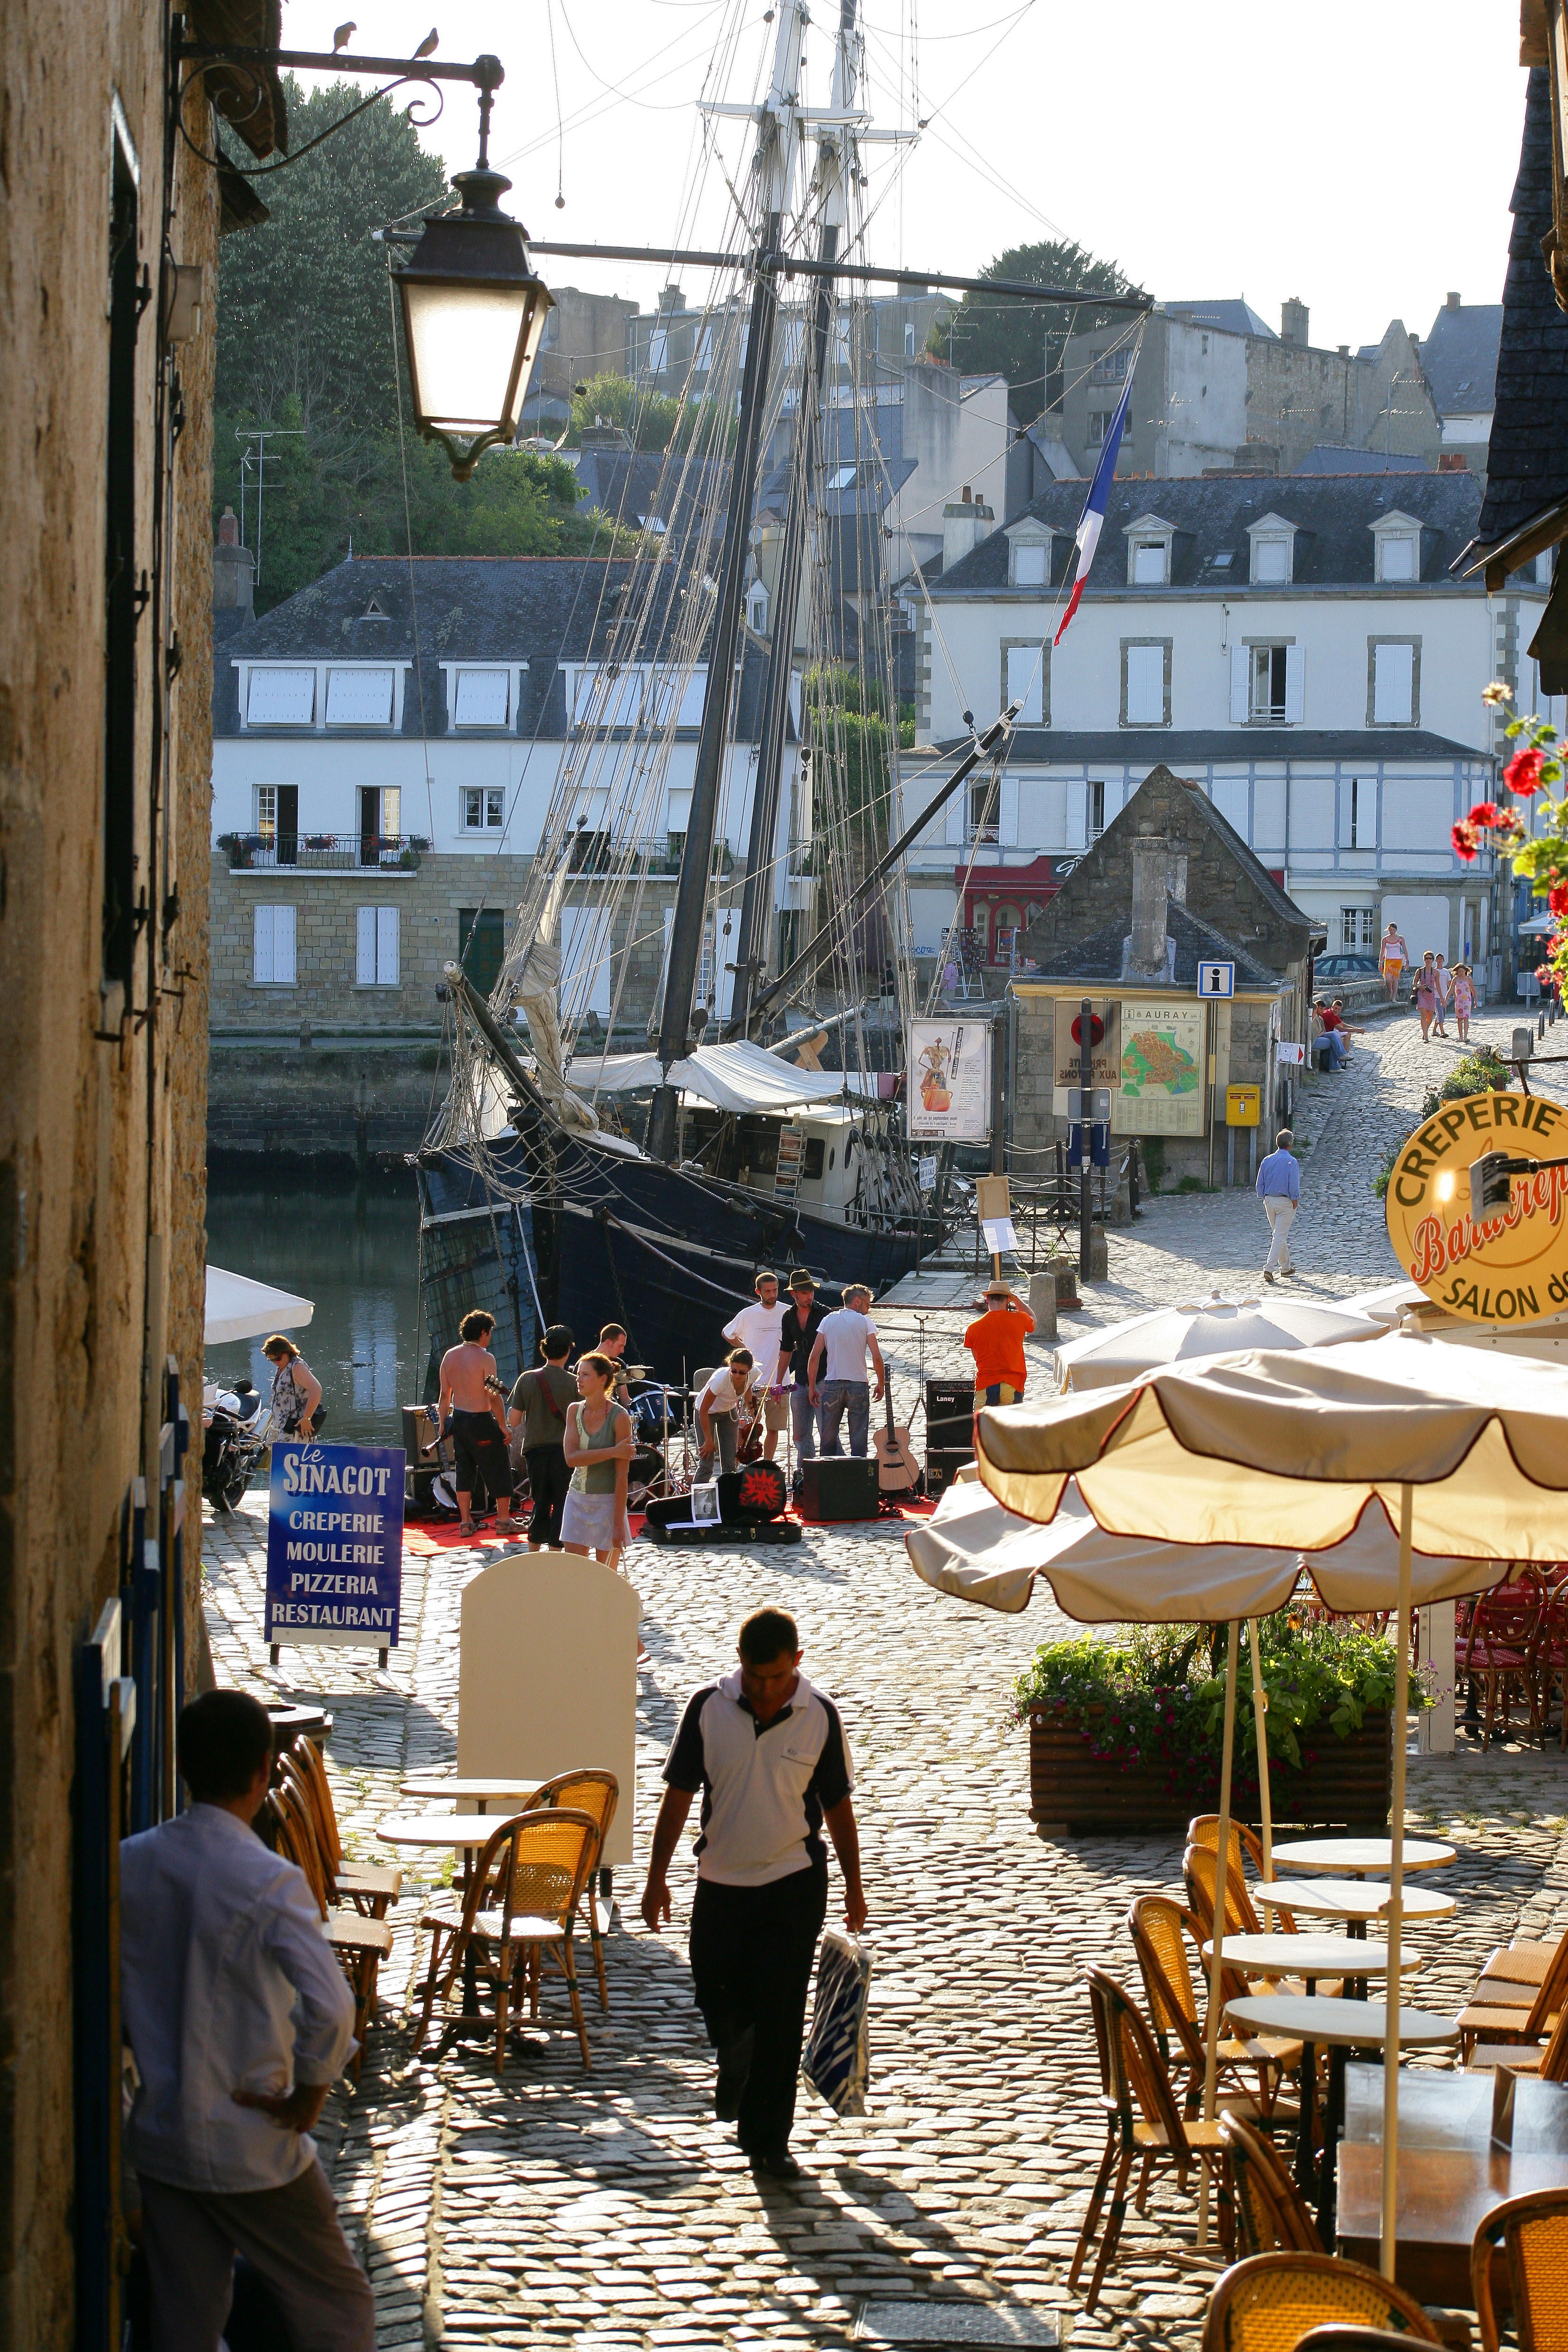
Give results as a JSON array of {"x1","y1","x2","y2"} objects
[
  {"x1": 643, "y1": 3, "x2": 809, "y2": 1163},
  {"x1": 728, "y1": 0, "x2": 867, "y2": 1041}
]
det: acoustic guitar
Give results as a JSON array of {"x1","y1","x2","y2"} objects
[{"x1": 873, "y1": 1383, "x2": 921, "y2": 1494}]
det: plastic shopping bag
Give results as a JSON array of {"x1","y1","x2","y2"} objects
[{"x1": 801, "y1": 1931, "x2": 871, "y2": 2117}]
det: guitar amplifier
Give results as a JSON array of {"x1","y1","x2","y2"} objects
[
  {"x1": 798, "y1": 1455, "x2": 880, "y2": 1524},
  {"x1": 924, "y1": 1445, "x2": 976, "y2": 1499},
  {"x1": 925, "y1": 1379, "x2": 974, "y2": 1451}
]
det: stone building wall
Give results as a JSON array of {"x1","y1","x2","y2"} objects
[{"x1": 0, "y1": 6, "x2": 221, "y2": 2341}]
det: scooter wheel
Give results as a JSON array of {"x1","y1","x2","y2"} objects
[{"x1": 221, "y1": 1478, "x2": 249, "y2": 1513}]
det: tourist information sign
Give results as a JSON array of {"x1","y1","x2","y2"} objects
[{"x1": 266, "y1": 1439, "x2": 406, "y2": 1660}]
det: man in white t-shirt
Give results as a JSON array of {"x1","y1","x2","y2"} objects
[
  {"x1": 807, "y1": 1285, "x2": 885, "y2": 1460},
  {"x1": 722, "y1": 1273, "x2": 788, "y2": 1462},
  {"x1": 697, "y1": 1350, "x2": 753, "y2": 1481}
]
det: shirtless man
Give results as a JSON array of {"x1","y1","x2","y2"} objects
[{"x1": 438, "y1": 1309, "x2": 519, "y2": 1538}]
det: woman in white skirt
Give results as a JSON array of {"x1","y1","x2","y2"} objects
[{"x1": 561, "y1": 1350, "x2": 635, "y2": 1567}]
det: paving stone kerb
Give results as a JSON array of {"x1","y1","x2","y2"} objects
[{"x1": 200, "y1": 1003, "x2": 1568, "y2": 2352}]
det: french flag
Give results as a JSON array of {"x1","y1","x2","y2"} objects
[{"x1": 1053, "y1": 372, "x2": 1134, "y2": 647}]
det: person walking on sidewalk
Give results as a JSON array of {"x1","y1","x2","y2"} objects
[
  {"x1": 1257, "y1": 1128, "x2": 1301, "y2": 1283},
  {"x1": 1433, "y1": 952, "x2": 1454, "y2": 1037},
  {"x1": 807, "y1": 1284, "x2": 886, "y2": 1458},
  {"x1": 507, "y1": 1324, "x2": 576, "y2": 1549},
  {"x1": 1414, "y1": 951, "x2": 1441, "y2": 1043},
  {"x1": 120, "y1": 1690, "x2": 374, "y2": 2352},
  {"x1": 964, "y1": 1280, "x2": 1036, "y2": 1406},
  {"x1": 641, "y1": 1607, "x2": 866, "y2": 2182},
  {"x1": 1380, "y1": 922, "x2": 1408, "y2": 1004},
  {"x1": 1452, "y1": 961, "x2": 1476, "y2": 1043}
]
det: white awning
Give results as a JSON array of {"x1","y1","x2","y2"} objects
[
  {"x1": 567, "y1": 1037, "x2": 880, "y2": 1115},
  {"x1": 204, "y1": 1265, "x2": 315, "y2": 1347}
]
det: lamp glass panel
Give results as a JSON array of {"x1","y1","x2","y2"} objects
[{"x1": 404, "y1": 281, "x2": 532, "y2": 432}]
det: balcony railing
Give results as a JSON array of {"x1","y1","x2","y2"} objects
[{"x1": 220, "y1": 833, "x2": 428, "y2": 873}]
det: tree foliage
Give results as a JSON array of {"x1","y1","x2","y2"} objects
[
  {"x1": 564, "y1": 372, "x2": 737, "y2": 456},
  {"x1": 929, "y1": 238, "x2": 1146, "y2": 424}
]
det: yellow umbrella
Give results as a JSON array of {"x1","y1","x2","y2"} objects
[{"x1": 970, "y1": 1331, "x2": 1568, "y2": 2276}]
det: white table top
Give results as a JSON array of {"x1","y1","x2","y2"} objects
[
  {"x1": 399, "y1": 1777, "x2": 543, "y2": 1804},
  {"x1": 1202, "y1": 1935, "x2": 1421, "y2": 1976},
  {"x1": 1225, "y1": 1993, "x2": 1459, "y2": 2050},
  {"x1": 1267, "y1": 1837, "x2": 1456, "y2": 1877},
  {"x1": 376, "y1": 1812, "x2": 501, "y2": 1849},
  {"x1": 1258, "y1": 1876, "x2": 1458, "y2": 1922}
]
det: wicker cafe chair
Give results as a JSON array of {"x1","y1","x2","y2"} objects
[
  {"x1": 1466, "y1": 1984, "x2": 1568, "y2": 2081},
  {"x1": 1185, "y1": 1841, "x2": 1264, "y2": 1938},
  {"x1": 524, "y1": 1770, "x2": 620, "y2": 2012},
  {"x1": 278, "y1": 1744, "x2": 402, "y2": 1919},
  {"x1": 1455, "y1": 1572, "x2": 1545, "y2": 1750},
  {"x1": 1534, "y1": 1581, "x2": 1568, "y2": 1750},
  {"x1": 1201, "y1": 2252, "x2": 1440, "y2": 2352},
  {"x1": 265, "y1": 1782, "x2": 392, "y2": 2077},
  {"x1": 1127, "y1": 1896, "x2": 1300, "y2": 2122},
  {"x1": 1217, "y1": 2113, "x2": 1323, "y2": 2256},
  {"x1": 1070, "y1": 1967, "x2": 1233, "y2": 2312},
  {"x1": 1457, "y1": 1927, "x2": 1568, "y2": 2062},
  {"x1": 1472, "y1": 2185, "x2": 1568, "y2": 2352},
  {"x1": 1189, "y1": 1816, "x2": 1301, "y2": 1933},
  {"x1": 412, "y1": 1807, "x2": 600, "y2": 2073}
]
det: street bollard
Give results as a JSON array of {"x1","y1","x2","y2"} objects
[{"x1": 1027, "y1": 1272, "x2": 1059, "y2": 1342}]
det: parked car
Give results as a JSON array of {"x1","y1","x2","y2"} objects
[{"x1": 1313, "y1": 953, "x2": 1380, "y2": 980}]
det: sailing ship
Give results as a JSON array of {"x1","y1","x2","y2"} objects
[{"x1": 414, "y1": 0, "x2": 1135, "y2": 1390}]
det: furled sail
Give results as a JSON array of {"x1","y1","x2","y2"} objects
[{"x1": 504, "y1": 861, "x2": 598, "y2": 1132}]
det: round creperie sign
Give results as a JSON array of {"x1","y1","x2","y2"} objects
[{"x1": 1384, "y1": 1089, "x2": 1568, "y2": 1324}]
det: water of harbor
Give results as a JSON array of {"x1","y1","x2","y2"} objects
[{"x1": 204, "y1": 1168, "x2": 424, "y2": 1449}]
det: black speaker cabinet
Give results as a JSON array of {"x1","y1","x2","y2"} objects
[
  {"x1": 925, "y1": 1379, "x2": 974, "y2": 1451},
  {"x1": 799, "y1": 1455, "x2": 880, "y2": 1524},
  {"x1": 924, "y1": 1446, "x2": 976, "y2": 1498}
]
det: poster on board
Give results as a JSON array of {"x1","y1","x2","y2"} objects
[
  {"x1": 266, "y1": 1440, "x2": 406, "y2": 1651},
  {"x1": 907, "y1": 1021, "x2": 991, "y2": 1142},
  {"x1": 1112, "y1": 1000, "x2": 1207, "y2": 1137}
]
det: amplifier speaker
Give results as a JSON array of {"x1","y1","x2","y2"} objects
[
  {"x1": 925, "y1": 1379, "x2": 974, "y2": 1451},
  {"x1": 798, "y1": 1455, "x2": 880, "y2": 1524},
  {"x1": 924, "y1": 1446, "x2": 976, "y2": 1498}
]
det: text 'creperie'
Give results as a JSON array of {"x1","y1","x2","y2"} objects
[{"x1": 1393, "y1": 1090, "x2": 1563, "y2": 1208}]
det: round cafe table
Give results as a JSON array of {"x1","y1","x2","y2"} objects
[
  {"x1": 1203, "y1": 1935, "x2": 1423, "y2": 1987},
  {"x1": 1257, "y1": 1877, "x2": 1458, "y2": 1938},
  {"x1": 399, "y1": 1777, "x2": 544, "y2": 1812},
  {"x1": 1268, "y1": 1836, "x2": 1456, "y2": 1877},
  {"x1": 1225, "y1": 1992, "x2": 1460, "y2": 2242}
]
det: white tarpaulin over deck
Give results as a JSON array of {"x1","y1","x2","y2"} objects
[{"x1": 567, "y1": 1037, "x2": 880, "y2": 1114}]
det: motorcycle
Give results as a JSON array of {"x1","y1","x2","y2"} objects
[{"x1": 201, "y1": 1377, "x2": 270, "y2": 1514}]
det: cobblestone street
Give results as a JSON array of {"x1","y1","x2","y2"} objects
[{"x1": 203, "y1": 1001, "x2": 1568, "y2": 2352}]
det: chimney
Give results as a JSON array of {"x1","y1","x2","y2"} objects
[
  {"x1": 942, "y1": 488, "x2": 995, "y2": 573},
  {"x1": 1446, "y1": 290, "x2": 1461, "y2": 310},
  {"x1": 1338, "y1": 343, "x2": 1350, "y2": 358},
  {"x1": 1437, "y1": 450, "x2": 1469, "y2": 472},
  {"x1": 213, "y1": 507, "x2": 255, "y2": 616},
  {"x1": 1125, "y1": 835, "x2": 1188, "y2": 981},
  {"x1": 1281, "y1": 297, "x2": 1309, "y2": 349}
]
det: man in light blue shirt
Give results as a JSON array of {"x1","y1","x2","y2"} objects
[{"x1": 1256, "y1": 1127, "x2": 1301, "y2": 1282}]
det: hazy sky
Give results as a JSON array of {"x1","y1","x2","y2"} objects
[{"x1": 283, "y1": 0, "x2": 1527, "y2": 351}]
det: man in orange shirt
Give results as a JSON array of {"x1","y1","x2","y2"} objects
[{"x1": 964, "y1": 1280, "x2": 1036, "y2": 1405}]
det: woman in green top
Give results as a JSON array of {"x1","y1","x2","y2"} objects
[{"x1": 561, "y1": 1350, "x2": 635, "y2": 1565}]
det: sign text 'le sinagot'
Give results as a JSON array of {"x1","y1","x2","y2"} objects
[
  {"x1": 1384, "y1": 1090, "x2": 1568, "y2": 1325},
  {"x1": 266, "y1": 1439, "x2": 406, "y2": 1649}
]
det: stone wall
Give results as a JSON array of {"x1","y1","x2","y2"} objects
[
  {"x1": 0, "y1": 8, "x2": 220, "y2": 2340},
  {"x1": 207, "y1": 1043, "x2": 453, "y2": 1167}
]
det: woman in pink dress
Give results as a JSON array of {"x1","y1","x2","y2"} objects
[
  {"x1": 1451, "y1": 961, "x2": 1475, "y2": 1042},
  {"x1": 1413, "y1": 952, "x2": 1440, "y2": 1042}
]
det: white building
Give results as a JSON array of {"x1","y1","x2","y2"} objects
[{"x1": 900, "y1": 471, "x2": 1555, "y2": 984}]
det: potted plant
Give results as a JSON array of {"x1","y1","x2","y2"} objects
[
  {"x1": 218, "y1": 832, "x2": 250, "y2": 869},
  {"x1": 1013, "y1": 1613, "x2": 1417, "y2": 1833}
]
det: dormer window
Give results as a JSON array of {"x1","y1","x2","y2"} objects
[
  {"x1": 1371, "y1": 510, "x2": 1422, "y2": 583},
  {"x1": 1123, "y1": 514, "x2": 1175, "y2": 586},
  {"x1": 1246, "y1": 512, "x2": 1298, "y2": 586},
  {"x1": 1005, "y1": 521, "x2": 1053, "y2": 588}
]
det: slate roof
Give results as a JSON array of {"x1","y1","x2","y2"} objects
[
  {"x1": 1165, "y1": 299, "x2": 1276, "y2": 341},
  {"x1": 932, "y1": 728, "x2": 1487, "y2": 766},
  {"x1": 1420, "y1": 301, "x2": 1502, "y2": 420},
  {"x1": 1292, "y1": 445, "x2": 1434, "y2": 476},
  {"x1": 564, "y1": 445, "x2": 728, "y2": 552},
  {"x1": 1030, "y1": 899, "x2": 1282, "y2": 989},
  {"x1": 930, "y1": 472, "x2": 1484, "y2": 595},
  {"x1": 212, "y1": 555, "x2": 774, "y2": 740},
  {"x1": 1472, "y1": 69, "x2": 1568, "y2": 553}
]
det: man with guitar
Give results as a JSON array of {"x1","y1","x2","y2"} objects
[{"x1": 964, "y1": 1280, "x2": 1036, "y2": 1408}]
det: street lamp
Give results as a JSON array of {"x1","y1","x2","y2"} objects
[{"x1": 393, "y1": 58, "x2": 553, "y2": 481}]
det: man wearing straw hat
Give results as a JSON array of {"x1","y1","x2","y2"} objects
[{"x1": 964, "y1": 1280, "x2": 1036, "y2": 1407}]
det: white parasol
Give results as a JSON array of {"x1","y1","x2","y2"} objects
[
  {"x1": 1052, "y1": 1291, "x2": 1382, "y2": 1393},
  {"x1": 964, "y1": 1331, "x2": 1568, "y2": 2275},
  {"x1": 204, "y1": 1265, "x2": 314, "y2": 1348}
]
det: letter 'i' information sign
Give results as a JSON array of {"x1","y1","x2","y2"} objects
[{"x1": 267, "y1": 1440, "x2": 406, "y2": 1656}]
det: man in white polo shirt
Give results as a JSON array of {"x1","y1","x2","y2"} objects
[
  {"x1": 641, "y1": 1607, "x2": 866, "y2": 2180},
  {"x1": 722, "y1": 1271, "x2": 789, "y2": 1462}
]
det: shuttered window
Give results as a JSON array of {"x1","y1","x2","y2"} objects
[
  {"x1": 325, "y1": 667, "x2": 395, "y2": 725},
  {"x1": 246, "y1": 668, "x2": 316, "y2": 725},
  {"x1": 1371, "y1": 641, "x2": 1416, "y2": 726},
  {"x1": 253, "y1": 904, "x2": 297, "y2": 985},
  {"x1": 356, "y1": 906, "x2": 400, "y2": 986}
]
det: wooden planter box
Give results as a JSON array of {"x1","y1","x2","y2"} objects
[{"x1": 1027, "y1": 1706, "x2": 1391, "y2": 1834}]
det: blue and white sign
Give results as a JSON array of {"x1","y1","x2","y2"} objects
[
  {"x1": 1197, "y1": 960, "x2": 1235, "y2": 999},
  {"x1": 266, "y1": 1441, "x2": 406, "y2": 1651}
]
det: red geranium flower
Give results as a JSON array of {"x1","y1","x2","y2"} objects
[
  {"x1": 1452, "y1": 819, "x2": 1478, "y2": 862},
  {"x1": 1549, "y1": 883, "x2": 1568, "y2": 918},
  {"x1": 1467, "y1": 801, "x2": 1501, "y2": 826},
  {"x1": 1506, "y1": 747, "x2": 1546, "y2": 796}
]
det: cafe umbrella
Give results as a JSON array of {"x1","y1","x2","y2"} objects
[
  {"x1": 1051, "y1": 1290, "x2": 1381, "y2": 1393},
  {"x1": 961, "y1": 1331, "x2": 1568, "y2": 2275}
]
